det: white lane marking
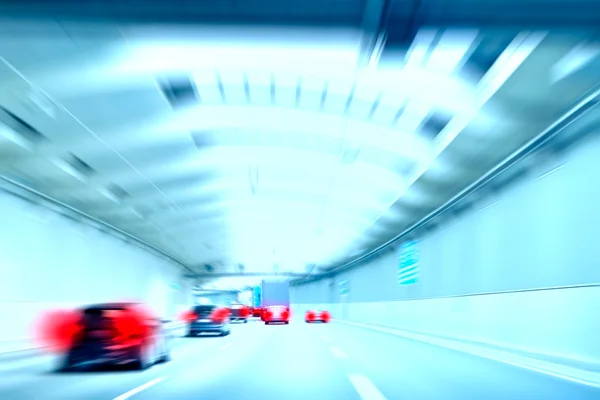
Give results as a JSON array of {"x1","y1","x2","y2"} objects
[
  {"x1": 329, "y1": 346, "x2": 348, "y2": 359},
  {"x1": 220, "y1": 343, "x2": 232, "y2": 350},
  {"x1": 336, "y1": 320, "x2": 600, "y2": 388},
  {"x1": 113, "y1": 377, "x2": 166, "y2": 400},
  {"x1": 348, "y1": 374, "x2": 387, "y2": 400}
]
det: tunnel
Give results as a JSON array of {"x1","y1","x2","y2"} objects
[{"x1": 2, "y1": 0, "x2": 600, "y2": 399}]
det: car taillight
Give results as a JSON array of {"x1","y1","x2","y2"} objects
[
  {"x1": 35, "y1": 309, "x2": 83, "y2": 354},
  {"x1": 211, "y1": 308, "x2": 229, "y2": 324},
  {"x1": 321, "y1": 311, "x2": 331, "y2": 322},
  {"x1": 281, "y1": 310, "x2": 290, "y2": 320},
  {"x1": 180, "y1": 310, "x2": 198, "y2": 323},
  {"x1": 239, "y1": 307, "x2": 250, "y2": 318},
  {"x1": 306, "y1": 311, "x2": 315, "y2": 322},
  {"x1": 263, "y1": 310, "x2": 273, "y2": 321},
  {"x1": 112, "y1": 307, "x2": 155, "y2": 348}
]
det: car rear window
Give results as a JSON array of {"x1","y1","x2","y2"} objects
[
  {"x1": 193, "y1": 306, "x2": 216, "y2": 317},
  {"x1": 78, "y1": 308, "x2": 131, "y2": 337},
  {"x1": 82, "y1": 308, "x2": 126, "y2": 327}
]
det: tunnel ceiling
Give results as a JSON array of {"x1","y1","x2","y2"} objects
[{"x1": 1, "y1": 1, "x2": 600, "y2": 283}]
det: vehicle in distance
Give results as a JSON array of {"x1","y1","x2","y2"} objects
[
  {"x1": 228, "y1": 304, "x2": 250, "y2": 323},
  {"x1": 184, "y1": 305, "x2": 231, "y2": 336},
  {"x1": 263, "y1": 305, "x2": 290, "y2": 325},
  {"x1": 261, "y1": 280, "x2": 290, "y2": 324},
  {"x1": 252, "y1": 307, "x2": 262, "y2": 317},
  {"x1": 60, "y1": 302, "x2": 171, "y2": 371},
  {"x1": 305, "y1": 310, "x2": 331, "y2": 323}
]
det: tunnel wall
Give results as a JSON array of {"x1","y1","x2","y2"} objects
[
  {"x1": 291, "y1": 129, "x2": 600, "y2": 365},
  {"x1": 0, "y1": 189, "x2": 191, "y2": 353},
  {"x1": 195, "y1": 292, "x2": 240, "y2": 305}
]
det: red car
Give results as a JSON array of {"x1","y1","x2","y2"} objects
[
  {"x1": 262, "y1": 306, "x2": 290, "y2": 325},
  {"x1": 305, "y1": 310, "x2": 331, "y2": 323},
  {"x1": 39, "y1": 302, "x2": 172, "y2": 371},
  {"x1": 252, "y1": 307, "x2": 262, "y2": 318}
]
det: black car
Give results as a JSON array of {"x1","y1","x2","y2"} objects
[
  {"x1": 60, "y1": 302, "x2": 171, "y2": 371},
  {"x1": 186, "y1": 305, "x2": 231, "y2": 336}
]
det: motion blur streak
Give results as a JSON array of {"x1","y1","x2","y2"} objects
[
  {"x1": 111, "y1": 306, "x2": 157, "y2": 349},
  {"x1": 34, "y1": 309, "x2": 83, "y2": 354}
]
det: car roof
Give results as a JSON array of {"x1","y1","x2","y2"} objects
[{"x1": 83, "y1": 302, "x2": 138, "y2": 311}]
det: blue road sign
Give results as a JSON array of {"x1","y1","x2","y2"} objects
[
  {"x1": 253, "y1": 286, "x2": 261, "y2": 306},
  {"x1": 339, "y1": 280, "x2": 349, "y2": 295},
  {"x1": 398, "y1": 241, "x2": 419, "y2": 285}
]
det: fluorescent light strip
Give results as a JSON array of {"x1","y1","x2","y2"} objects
[
  {"x1": 114, "y1": 43, "x2": 361, "y2": 76},
  {"x1": 174, "y1": 106, "x2": 430, "y2": 159},
  {"x1": 0, "y1": 125, "x2": 35, "y2": 151},
  {"x1": 51, "y1": 158, "x2": 88, "y2": 183},
  {"x1": 551, "y1": 42, "x2": 600, "y2": 83}
]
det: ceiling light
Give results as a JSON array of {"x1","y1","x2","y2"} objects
[
  {"x1": 50, "y1": 158, "x2": 88, "y2": 183},
  {"x1": 113, "y1": 41, "x2": 360, "y2": 76},
  {"x1": 172, "y1": 107, "x2": 431, "y2": 159},
  {"x1": 551, "y1": 42, "x2": 600, "y2": 83},
  {"x1": 98, "y1": 187, "x2": 121, "y2": 203}
]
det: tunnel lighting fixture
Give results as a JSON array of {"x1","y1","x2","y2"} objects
[
  {"x1": 367, "y1": 33, "x2": 386, "y2": 68},
  {"x1": 173, "y1": 107, "x2": 432, "y2": 159},
  {"x1": 112, "y1": 40, "x2": 360, "y2": 76},
  {"x1": 0, "y1": 124, "x2": 34, "y2": 151},
  {"x1": 99, "y1": 187, "x2": 121, "y2": 203},
  {"x1": 550, "y1": 42, "x2": 600, "y2": 83},
  {"x1": 51, "y1": 158, "x2": 88, "y2": 183}
]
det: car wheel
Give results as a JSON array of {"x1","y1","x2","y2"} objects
[
  {"x1": 159, "y1": 339, "x2": 171, "y2": 363},
  {"x1": 133, "y1": 346, "x2": 152, "y2": 370},
  {"x1": 244, "y1": 319, "x2": 248, "y2": 323},
  {"x1": 57, "y1": 354, "x2": 74, "y2": 372},
  {"x1": 160, "y1": 349, "x2": 171, "y2": 363},
  {"x1": 284, "y1": 321, "x2": 289, "y2": 324},
  {"x1": 265, "y1": 322, "x2": 269, "y2": 325}
]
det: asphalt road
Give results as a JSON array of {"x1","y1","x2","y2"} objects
[{"x1": 1, "y1": 318, "x2": 599, "y2": 399}]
